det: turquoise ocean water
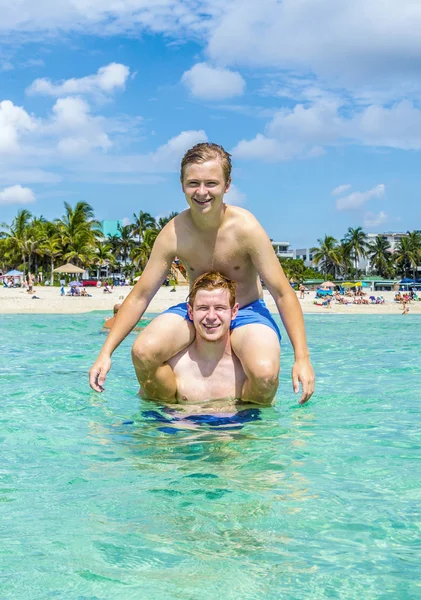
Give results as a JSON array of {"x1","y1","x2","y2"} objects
[{"x1": 1, "y1": 312, "x2": 420, "y2": 599}]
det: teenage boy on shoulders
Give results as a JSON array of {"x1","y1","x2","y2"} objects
[{"x1": 89, "y1": 143, "x2": 315, "y2": 405}]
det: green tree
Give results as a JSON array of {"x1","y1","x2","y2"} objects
[
  {"x1": 55, "y1": 201, "x2": 102, "y2": 267},
  {"x1": 342, "y1": 227, "x2": 368, "y2": 275},
  {"x1": 117, "y1": 224, "x2": 135, "y2": 266},
  {"x1": 131, "y1": 211, "x2": 157, "y2": 243},
  {"x1": 94, "y1": 242, "x2": 116, "y2": 279},
  {"x1": 394, "y1": 234, "x2": 421, "y2": 278},
  {"x1": 311, "y1": 235, "x2": 341, "y2": 278},
  {"x1": 157, "y1": 212, "x2": 179, "y2": 231},
  {"x1": 1, "y1": 209, "x2": 33, "y2": 274},
  {"x1": 367, "y1": 236, "x2": 393, "y2": 278}
]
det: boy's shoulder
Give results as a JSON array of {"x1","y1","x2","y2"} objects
[{"x1": 225, "y1": 205, "x2": 262, "y2": 234}]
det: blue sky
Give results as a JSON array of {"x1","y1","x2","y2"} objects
[{"x1": 1, "y1": 0, "x2": 420, "y2": 247}]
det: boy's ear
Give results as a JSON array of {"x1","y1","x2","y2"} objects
[
  {"x1": 225, "y1": 177, "x2": 232, "y2": 193},
  {"x1": 187, "y1": 303, "x2": 193, "y2": 320},
  {"x1": 231, "y1": 302, "x2": 239, "y2": 320}
]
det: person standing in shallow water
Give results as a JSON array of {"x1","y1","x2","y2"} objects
[
  {"x1": 139, "y1": 272, "x2": 247, "y2": 404},
  {"x1": 89, "y1": 142, "x2": 315, "y2": 405}
]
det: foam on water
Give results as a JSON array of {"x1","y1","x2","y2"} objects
[{"x1": 1, "y1": 313, "x2": 420, "y2": 599}]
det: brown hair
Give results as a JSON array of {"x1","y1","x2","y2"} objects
[
  {"x1": 181, "y1": 143, "x2": 232, "y2": 183},
  {"x1": 188, "y1": 271, "x2": 236, "y2": 308}
]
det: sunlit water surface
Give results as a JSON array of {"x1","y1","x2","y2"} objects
[{"x1": 1, "y1": 312, "x2": 420, "y2": 599}]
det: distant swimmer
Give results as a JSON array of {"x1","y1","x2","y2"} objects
[
  {"x1": 103, "y1": 303, "x2": 122, "y2": 330},
  {"x1": 103, "y1": 304, "x2": 141, "y2": 332},
  {"x1": 89, "y1": 142, "x2": 315, "y2": 404},
  {"x1": 138, "y1": 272, "x2": 247, "y2": 404}
]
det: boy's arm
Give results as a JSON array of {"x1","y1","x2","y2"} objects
[
  {"x1": 89, "y1": 225, "x2": 176, "y2": 392},
  {"x1": 246, "y1": 217, "x2": 315, "y2": 404}
]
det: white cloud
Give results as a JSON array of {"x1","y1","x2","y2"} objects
[
  {"x1": 0, "y1": 169, "x2": 61, "y2": 184},
  {"x1": 234, "y1": 99, "x2": 421, "y2": 162},
  {"x1": 1, "y1": 0, "x2": 421, "y2": 103},
  {"x1": 332, "y1": 184, "x2": 351, "y2": 196},
  {"x1": 151, "y1": 130, "x2": 208, "y2": 169},
  {"x1": 350, "y1": 101, "x2": 421, "y2": 150},
  {"x1": 0, "y1": 100, "x2": 36, "y2": 154},
  {"x1": 363, "y1": 211, "x2": 388, "y2": 228},
  {"x1": 336, "y1": 184, "x2": 385, "y2": 211},
  {"x1": 27, "y1": 63, "x2": 130, "y2": 98},
  {"x1": 207, "y1": 0, "x2": 421, "y2": 97},
  {"x1": 0, "y1": 184, "x2": 35, "y2": 205},
  {"x1": 51, "y1": 97, "x2": 111, "y2": 155},
  {"x1": 268, "y1": 100, "x2": 342, "y2": 145},
  {"x1": 181, "y1": 62, "x2": 245, "y2": 100},
  {"x1": 232, "y1": 134, "x2": 300, "y2": 162},
  {"x1": 225, "y1": 183, "x2": 245, "y2": 205}
]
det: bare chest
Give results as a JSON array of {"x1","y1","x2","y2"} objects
[
  {"x1": 177, "y1": 234, "x2": 252, "y2": 283},
  {"x1": 171, "y1": 354, "x2": 245, "y2": 404}
]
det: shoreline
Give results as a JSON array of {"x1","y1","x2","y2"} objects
[{"x1": 1, "y1": 285, "x2": 420, "y2": 316}]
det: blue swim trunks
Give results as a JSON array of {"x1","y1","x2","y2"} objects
[{"x1": 162, "y1": 298, "x2": 282, "y2": 343}]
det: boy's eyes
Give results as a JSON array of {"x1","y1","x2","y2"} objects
[
  {"x1": 196, "y1": 306, "x2": 229, "y2": 310},
  {"x1": 187, "y1": 181, "x2": 218, "y2": 186}
]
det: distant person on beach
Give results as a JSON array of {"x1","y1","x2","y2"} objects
[
  {"x1": 89, "y1": 142, "x2": 315, "y2": 404},
  {"x1": 299, "y1": 284, "x2": 306, "y2": 299},
  {"x1": 138, "y1": 272, "x2": 246, "y2": 404}
]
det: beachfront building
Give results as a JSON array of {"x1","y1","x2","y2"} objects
[
  {"x1": 271, "y1": 241, "x2": 294, "y2": 259},
  {"x1": 292, "y1": 247, "x2": 318, "y2": 270},
  {"x1": 100, "y1": 220, "x2": 123, "y2": 239}
]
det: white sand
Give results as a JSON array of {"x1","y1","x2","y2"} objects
[{"x1": 0, "y1": 284, "x2": 419, "y2": 315}]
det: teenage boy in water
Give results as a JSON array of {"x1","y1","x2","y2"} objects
[
  {"x1": 140, "y1": 271, "x2": 246, "y2": 404},
  {"x1": 89, "y1": 143, "x2": 315, "y2": 405}
]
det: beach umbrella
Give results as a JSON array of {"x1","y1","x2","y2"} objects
[
  {"x1": 53, "y1": 263, "x2": 85, "y2": 274},
  {"x1": 69, "y1": 280, "x2": 82, "y2": 287},
  {"x1": 342, "y1": 282, "x2": 355, "y2": 287},
  {"x1": 320, "y1": 281, "x2": 335, "y2": 288},
  {"x1": 4, "y1": 269, "x2": 24, "y2": 277}
]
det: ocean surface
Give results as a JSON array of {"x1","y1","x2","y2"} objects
[{"x1": 1, "y1": 312, "x2": 420, "y2": 600}]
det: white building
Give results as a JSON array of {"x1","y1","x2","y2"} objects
[
  {"x1": 271, "y1": 241, "x2": 294, "y2": 259},
  {"x1": 293, "y1": 247, "x2": 317, "y2": 270}
]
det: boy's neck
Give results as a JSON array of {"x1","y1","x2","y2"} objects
[
  {"x1": 189, "y1": 203, "x2": 227, "y2": 231},
  {"x1": 193, "y1": 332, "x2": 232, "y2": 363}
]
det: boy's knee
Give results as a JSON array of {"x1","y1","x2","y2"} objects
[
  {"x1": 132, "y1": 335, "x2": 165, "y2": 368},
  {"x1": 248, "y1": 360, "x2": 279, "y2": 394}
]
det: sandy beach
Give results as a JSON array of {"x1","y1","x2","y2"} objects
[{"x1": 1, "y1": 284, "x2": 419, "y2": 315}]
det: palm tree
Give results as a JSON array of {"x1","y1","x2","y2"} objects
[
  {"x1": 56, "y1": 202, "x2": 102, "y2": 266},
  {"x1": 94, "y1": 242, "x2": 115, "y2": 279},
  {"x1": 40, "y1": 237, "x2": 62, "y2": 284},
  {"x1": 131, "y1": 211, "x2": 157, "y2": 243},
  {"x1": 394, "y1": 236, "x2": 419, "y2": 278},
  {"x1": 117, "y1": 224, "x2": 135, "y2": 266},
  {"x1": 130, "y1": 228, "x2": 159, "y2": 271},
  {"x1": 342, "y1": 227, "x2": 368, "y2": 275},
  {"x1": 336, "y1": 242, "x2": 353, "y2": 279},
  {"x1": 367, "y1": 236, "x2": 393, "y2": 278},
  {"x1": 406, "y1": 231, "x2": 421, "y2": 280},
  {"x1": 2, "y1": 209, "x2": 33, "y2": 273},
  {"x1": 157, "y1": 212, "x2": 179, "y2": 231},
  {"x1": 311, "y1": 235, "x2": 341, "y2": 278}
]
